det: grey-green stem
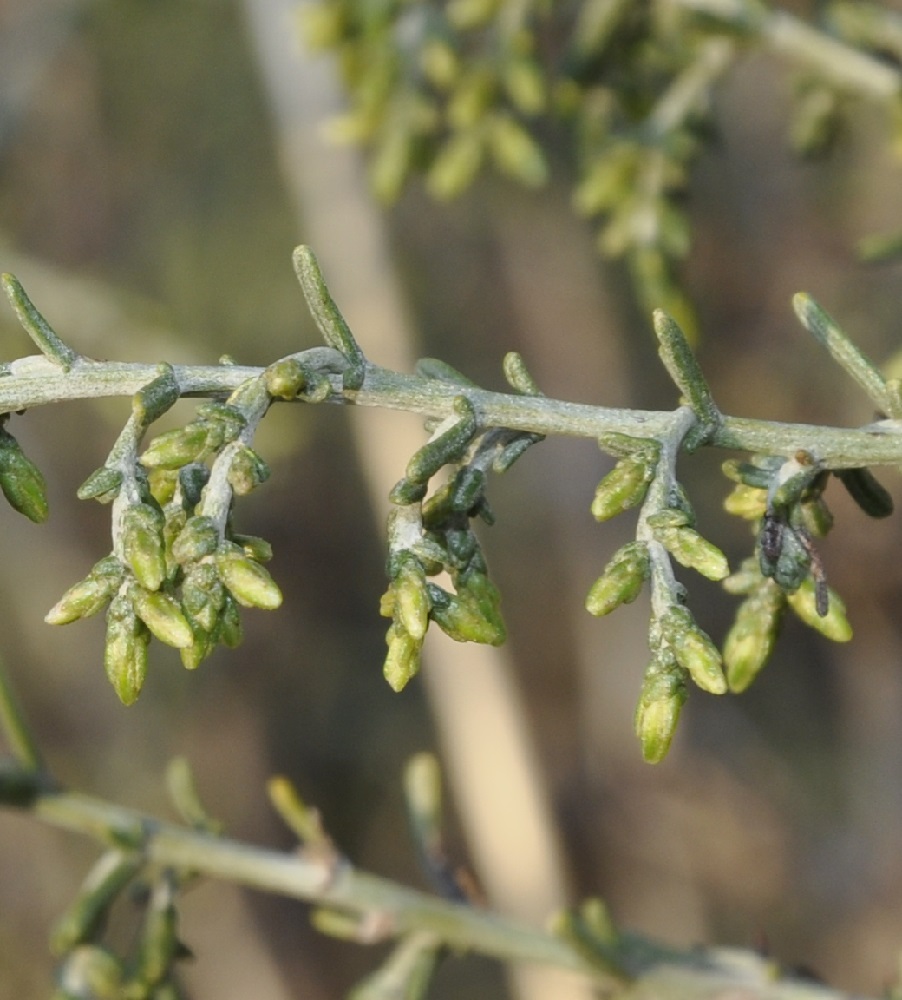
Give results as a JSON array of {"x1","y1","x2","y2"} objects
[{"x1": 1, "y1": 353, "x2": 901, "y2": 469}]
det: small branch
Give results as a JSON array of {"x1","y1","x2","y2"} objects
[
  {"x1": 0, "y1": 656, "x2": 43, "y2": 772},
  {"x1": 0, "y1": 775, "x2": 875, "y2": 1000}
]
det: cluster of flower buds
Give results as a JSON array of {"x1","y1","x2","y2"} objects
[
  {"x1": 719, "y1": 452, "x2": 871, "y2": 691},
  {"x1": 52, "y1": 858, "x2": 188, "y2": 1000},
  {"x1": 45, "y1": 376, "x2": 282, "y2": 705},
  {"x1": 380, "y1": 361, "x2": 544, "y2": 691},
  {"x1": 586, "y1": 420, "x2": 736, "y2": 762}
]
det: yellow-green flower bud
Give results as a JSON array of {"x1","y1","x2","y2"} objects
[
  {"x1": 383, "y1": 623, "x2": 422, "y2": 692},
  {"x1": 147, "y1": 468, "x2": 179, "y2": 506},
  {"x1": 45, "y1": 556, "x2": 124, "y2": 625},
  {"x1": 661, "y1": 606, "x2": 727, "y2": 695},
  {"x1": 131, "y1": 587, "x2": 193, "y2": 649},
  {"x1": 460, "y1": 571, "x2": 506, "y2": 643},
  {"x1": 724, "y1": 579, "x2": 785, "y2": 693},
  {"x1": 231, "y1": 533, "x2": 273, "y2": 563},
  {"x1": 215, "y1": 549, "x2": 283, "y2": 610},
  {"x1": 264, "y1": 357, "x2": 307, "y2": 399},
  {"x1": 634, "y1": 666, "x2": 687, "y2": 764},
  {"x1": 394, "y1": 556, "x2": 430, "y2": 642},
  {"x1": 57, "y1": 945, "x2": 123, "y2": 1000},
  {"x1": 104, "y1": 595, "x2": 150, "y2": 706},
  {"x1": 426, "y1": 130, "x2": 483, "y2": 200},
  {"x1": 447, "y1": 0, "x2": 500, "y2": 30},
  {"x1": 182, "y1": 562, "x2": 226, "y2": 632},
  {"x1": 502, "y1": 56, "x2": 546, "y2": 115},
  {"x1": 486, "y1": 113, "x2": 548, "y2": 187},
  {"x1": 428, "y1": 578, "x2": 506, "y2": 645},
  {"x1": 180, "y1": 626, "x2": 213, "y2": 670},
  {"x1": 0, "y1": 430, "x2": 48, "y2": 523},
  {"x1": 50, "y1": 850, "x2": 141, "y2": 955},
  {"x1": 227, "y1": 444, "x2": 270, "y2": 496},
  {"x1": 723, "y1": 483, "x2": 767, "y2": 519},
  {"x1": 787, "y1": 579, "x2": 852, "y2": 641},
  {"x1": 121, "y1": 503, "x2": 167, "y2": 591},
  {"x1": 140, "y1": 424, "x2": 209, "y2": 470},
  {"x1": 171, "y1": 516, "x2": 220, "y2": 564},
  {"x1": 651, "y1": 524, "x2": 730, "y2": 581},
  {"x1": 419, "y1": 39, "x2": 459, "y2": 89},
  {"x1": 590, "y1": 458, "x2": 652, "y2": 522},
  {"x1": 585, "y1": 542, "x2": 649, "y2": 617}
]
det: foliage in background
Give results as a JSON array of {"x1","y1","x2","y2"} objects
[{"x1": 302, "y1": 0, "x2": 902, "y2": 335}]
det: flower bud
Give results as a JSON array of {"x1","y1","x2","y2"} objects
[
  {"x1": 215, "y1": 549, "x2": 283, "y2": 610},
  {"x1": 660, "y1": 606, "x2": 727, "y2": 694},
  {"x1": 171, "y1": 516, "x2": 220, "y2": 564},
  {"x1": 634, "y1": 664, "x2": 687, "y2": 764},
  {"x1": 0, "y1": 430, "x2": 48, "y2": 523},
  {"x1": 227, "y1": 444, "x2": 270, "y2": 496},
  {"x1": 787, "y1": 578, "x2": 852, "y2": 641},
  {"x1": 57, "y1": 945, "x2": 123, "y2": 1000},
  {"x1": 264, "y1": 357, "x2": 307, "y2": 399},
  {"x1": 104, "y1": 594, "x2": 150, "y2": 705},
  {"x1": 393, "y1": 556, "x2": 430, "y2": 642},
  {"x1": 121, "y1": 503, "x2": 167, "y2": 591},
  {"x1": 140, "y1": 424, "x2": 209, "y2": 469},
  {"x1": 45, "y1": 556, "x2": 124, "y2": 625},
  {"x1": 585, "y1": 542, "x2": 649, "y2": 616},
  {"x1": 724, "y1": 579, "x2": 785, "y2": 693},
  {"x1": 132, "y1": 365, "x2": 180, "y2": 425},
  {"x1": 590, "y1": 458, "x2": 652, "y2": 522},
  {"x1": 651, "y1": 523, "x2": 729, "y2": 581},
  {"x1": 383, "y1": 623, "x2": 422, "y2": 692},
  {"x1": 230, "y1": 533, "x2": 273, "y2": 563},
  {"x1": 723, "y1": 483, "x2": 767, "y2": 519},
  {"x1": 131, "y1": 587, "x2": 193, "y2": 649},
  {"x1": 181, "y1": 562, "x2": 226, "y2": 632}
]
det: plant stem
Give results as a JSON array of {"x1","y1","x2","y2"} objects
[
  {"x1": 1, "y1": 354, "x2": 901, "y2": 469},
  {"x1": 0, "y1": 774, "x2": 873, "y2": 999}
]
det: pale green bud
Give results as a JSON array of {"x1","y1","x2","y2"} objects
[
  {"x1": 131, "y1": 587, "x2": 193, "y2": 649},
  {"x1": 634, "y1": 666, "x2": 686, "y2": 764},
  {"x1": 585, "y1": 542, "x2": 649, "y2": 616},
  {"x1": 799, "y1": 497, "x2": 834, "y2": 537},
  {"x1": 147, "y1": 468, "x2": 179, "y2": 506},
  {"x1": 227, "y1": 444, "x2": 270, "y2": 496},
  {"x1": 45, "y1": 556, "x2": 124, "y2": 625},
  {"x1": 264, "y1": 358, "x2": 307, "y2": 400},
  {"x1": 104, "y1": 594, "x2": 150, "y2": 706},
  {"x1": 132, "y1": 365, "x2": 180, "y2": 425},
  {"x1": 215, "y1": 549, "x2": 283, "y2": 610},
  {"x1": 447, "y1": 0, "x2": 500, "y2": 30},
  {"x1": 383, "y1": 623, "x2": 422, "y2": 692},
  {"x1": 140, "y1": 424, "x2": 209, "y2": 470},
  {"x1": 394, "y1": 556, "x2": 430, "y2": 642},
  {"x1": 428, "y1": 578, "x2": 506, "y2": 645},
  {"x1": 591, "y1": 458, "x2": 653, "y2": 521},
  {"x1": 723, "y1": 483, "x2": 767, "y2": 519},
  {"x1": 57, "y1": 945, "x2": 123, "y2": 1000},
  {"x1": 486, "y1": 114, "x2": 548, "y2": 187},
  {"x1": 171, "y1": 516, "x2": 220, "y2": 564},
  {"x1": 661, "y1": 606, "x2": 727, "y2": 695},
  {"x1": 180, "y1": 626, "x2": 213, "y2": 671},
  {"x1": 501, "y1": 56, "x2": 546, "y2": 115},
  {"x1": 0, "y1": 430, "x2": 48, "y2": 523},
  {"x1": 724, "y1": 579, "x2": 785, "y2": 693},
  {"x1": 121, "y1": 503, "x2": 167, "y2": 591},
  {"x1": 651, "y1": 523, "x2": 730, "y2": 581},
  {"x1": 182, "y1": 563, "x2": 226, "y2": 632},
  {"x1": 787, "y1": 579, "x2": 852, "y2": 642},
  {"x1": 419, "y1": 39, "x2": 459, "y2": 89},
  {"x1": 230, "y1": 533, "x2": 273, "y2": 563},
  {"x1": 426, "y1": 131, "x2": 483, "y2": 200}
]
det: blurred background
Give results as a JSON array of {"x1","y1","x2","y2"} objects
[{"x1": 2, "y1": 1, "x2": 902, "y2": 996}]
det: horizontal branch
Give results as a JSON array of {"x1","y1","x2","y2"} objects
[
  {"x1": 0, "y1": 773, "x2": 869, "y2": 1000},
  {"x1": 1, "y1": 352, "x2": 901, "y2": 470}
]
